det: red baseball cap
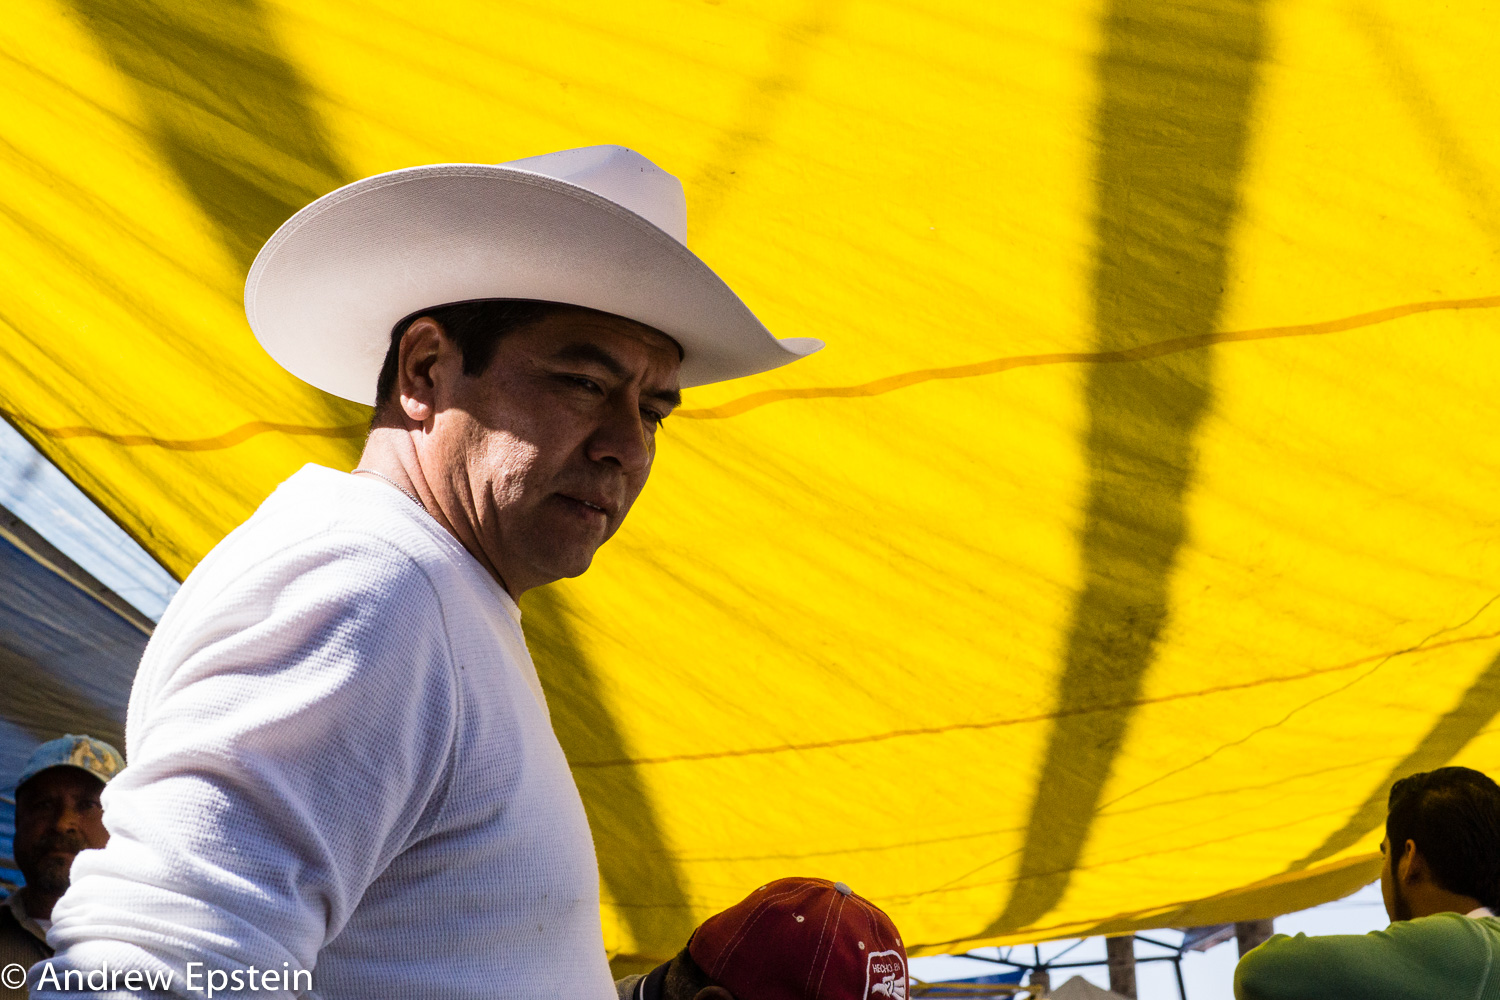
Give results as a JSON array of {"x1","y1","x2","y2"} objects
[{"x1": 678, "y1": 877, "x2": 909, "y2": 1000}]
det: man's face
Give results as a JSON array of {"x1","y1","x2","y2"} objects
[
  {"x1": 13, "y1": 767, "x2": 108, "y2": 897},
  {"x1": 427, "y1": 308, "x2": 682, "y2": 594}
]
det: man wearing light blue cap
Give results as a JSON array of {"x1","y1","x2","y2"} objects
[{"x1": 0, "y1": 735, "x2": 122, "y2": 995}]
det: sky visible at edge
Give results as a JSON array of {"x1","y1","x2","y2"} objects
[
  {"x1": 911, "y1": 882, "x2": 1389, "y2": 999},
  {"x1": 0, "y1": 421, "x2": 177, "y2": 621},
  {"x1": 906, "y1": 881, "x2": 1386, "y2": 1000}
]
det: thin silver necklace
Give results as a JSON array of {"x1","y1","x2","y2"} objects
[{"x1": 351, "y1": 468, "x2": 427, "y2": 512}]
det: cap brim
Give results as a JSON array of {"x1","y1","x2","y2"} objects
[
  {"x1": 245, "y1": 164, "x2": 822, "y2": 403},
  {"x1": 16, "y1": 762, "x2": 108, "y2": 792}
]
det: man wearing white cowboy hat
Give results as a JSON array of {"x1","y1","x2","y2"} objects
[{"x1": 31, "y1": 147, "x2": 820, "y2": 1000}]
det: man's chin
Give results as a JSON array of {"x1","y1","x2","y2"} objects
[
  {"x1": 554, "y1": 551, "x2": 599, "y2": 582},
  {"x1": 510, "y1": 539, "x2": 603, "y2": 593},
  {"x1": 26, "y1": 859, "x2": 74, "y2": 896},
  {"x1": 501, "y1": 517, "x2": 608, "y2": 591}
]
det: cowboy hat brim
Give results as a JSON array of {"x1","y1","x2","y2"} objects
[{"x1": 245, "y1": 164, "x2": 822, "y2": 403}]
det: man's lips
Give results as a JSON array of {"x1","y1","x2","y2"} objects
[{"x1": 556, "y1": 493, "x2": 614, "y2": 519}]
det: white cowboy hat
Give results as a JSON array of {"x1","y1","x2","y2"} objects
[{"x1": 245, "y1": 146, "x2": 823, "y2": 403}]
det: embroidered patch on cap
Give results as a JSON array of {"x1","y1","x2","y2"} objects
[{"x1": 864, "y1": 950, "x2": 906, "y2": 1000}]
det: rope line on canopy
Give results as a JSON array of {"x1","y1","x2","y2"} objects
[
  {"x1": 568, "y1": 625, "x2": 1500, "y2": 769},
  {"x1": 1, "y1": 294, "x2": 1495, "y2": 450},
  {"x1": 677, "y1": 294, "x2": 1500, "y2": 419}
]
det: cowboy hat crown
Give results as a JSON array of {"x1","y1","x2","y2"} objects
[{"x1": 245, "y1": 145, "x2": 822, "y2": 403}]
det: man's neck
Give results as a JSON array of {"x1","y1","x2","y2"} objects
[
  {"x1": 356, "y1": 431, "x2": 517, "y2": 597},
  {"x1": 1403, "y1": 885, "x2": 1485, "y2": 920},
  {"x1": 17, "y1": 885, "x2": 59, "y2": 921}
]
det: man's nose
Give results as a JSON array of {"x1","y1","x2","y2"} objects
[
  {"x1": 586, "y1": 395, "x2": 652, "y2": 473},
  {"x1": 52, "y1": 802, "x2": 85, "y2": 833}
]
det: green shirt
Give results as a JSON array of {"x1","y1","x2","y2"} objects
[{"x1": 1236, "y1": 913, "x2": 1500, "y2": 1000}]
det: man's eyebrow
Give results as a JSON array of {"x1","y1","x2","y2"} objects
[
  {"x1": 648, "y1": 386, "x2": 683, "y2": 410},
  {"x1": 551, "y1": 342, "x2": 682, "y2": 409},
  {"x1": 551, "y1": 342, "x2": 630, "y2": 379}
]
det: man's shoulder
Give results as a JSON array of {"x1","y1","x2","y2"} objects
[
  {"x1": 1236, "y1": 916, "x2": 1500, "y2": 1000},
  {"x1": 1392, "y1": 910, "x2": 1500, "y2": 944},
  {"x1": 245, "y1": 465, "x2": 460, "y2": 557},
  {"x1": 185, "y1": 465, "x2": 480, "y2": 602},
  {"x1": 146, "y1": 465, "x2": 514, "y2": 675},
  {"x1": 0, "y1": 903, "x2": 50, "y2": 966},
  {"x1": 1381, "y1": 914, "x2": 1500, "y2": 991}
]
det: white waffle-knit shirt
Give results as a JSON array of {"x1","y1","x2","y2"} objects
[{"x1": 32, "y1": 465, "x2": 615, "y2": 1000}]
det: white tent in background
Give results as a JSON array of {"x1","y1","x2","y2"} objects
[{"x1": 1050, "y1": 976, "x2": 1131, "y2": 1000}]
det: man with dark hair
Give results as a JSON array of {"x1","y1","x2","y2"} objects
[
  {"x1": 0, "y1": 735, "x2": 122, "y2": 998},
  {"x1": 1236, "y1": 766, "x2": 1500, "y2": 998},
  {"x1": 373, "y1": 299, "x2": 566, "y2": 410},
  {"x1": 32, "y1": 146, "x2": 821, "y2": 999},
  {"x1": 616, "y1": 878, "x2": 908, "y2": 1000},
  {"x1": 621, "y1": 949, "x2": 729, "y2": 1000}
]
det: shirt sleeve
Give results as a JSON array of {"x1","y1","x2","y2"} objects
[
  {"x1": 30, "y1": 532, "x2": 459, "y2": 998},
  {"x1": 1234, "y1": 915, "x2": 1495, "y2": 1000}
]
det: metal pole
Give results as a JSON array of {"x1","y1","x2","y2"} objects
[
  {"x1": 1172, "y1": 955, "x2": 1187, "y2": 1000},
  {"x1": 1106, "y1": 936, "x2": 1137, "y2": 999},
  {"x1": 1236, "y1": 920, "x2": 1274, "y2": 957}
]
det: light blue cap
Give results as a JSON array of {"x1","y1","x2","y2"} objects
[{"x1": 16, "y1": 734, "x2": 124, "y2": 792}]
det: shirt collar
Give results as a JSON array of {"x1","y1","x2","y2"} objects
[
  {"x1": 5, "y1": 889, "x2": 50, "y2": 944},
  {"x1": 637, "y1": 960, "x2": 671, "y2": 1000}
]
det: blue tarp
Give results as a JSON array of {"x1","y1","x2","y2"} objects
[
  {"x1": 921, "y1": 971, "x2": 1028, "y2": 990},
  {"x1": 0, "y1": 507, "x2": 149, "y2": 885}
]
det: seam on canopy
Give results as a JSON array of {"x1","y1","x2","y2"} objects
[
  {"x1": 0, "y1": 411, "x2": 368, "y2": 451},
  {"x1": 568, "y1": 626, "x2": 1500, "y2": 769},
  {"x1": 889, "y1": 800, "x2": 1364, "y2": 903},
  {"x1": 658, "y1": 751, "x2": 1411, "y2": 866},
  {"x1": 3, "y1": 295, "x2": 1495, "y2": 450},
  {"x1": 902, "y1": 851, "x2": 1382, "y2": 950},
  {"x1": 676, "y1": 294, "x2": 1500, "y2": 420}
]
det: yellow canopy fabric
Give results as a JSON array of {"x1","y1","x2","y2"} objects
[{"x1": 3, "y1": 0, "x2": 1499, "y2": 966}]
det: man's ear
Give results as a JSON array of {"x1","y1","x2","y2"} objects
[
  {"x1": 692, "y1": 988, "x2": 735, "y2": 1000},
  {"x1": 1399, "y1": 839, "x2": 1425, "y2": 884},
  {"x1": 396, "y1": 317, "x2": 447, "y2": 423}
]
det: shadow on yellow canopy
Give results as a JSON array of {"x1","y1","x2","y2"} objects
[{"x1": 2, "y1": 0, "x2": 1498, "y2": 966}]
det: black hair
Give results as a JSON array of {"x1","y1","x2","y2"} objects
[
  {"x1": 1387, "y1": 766, "x2": 1500, "y2": 909},
  {"x1": 373, "y1": 299, "x2": 564, "y2": 408},
  {"x1": 663, "y1": 948, "x2": 720, "y2": 1000}
]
